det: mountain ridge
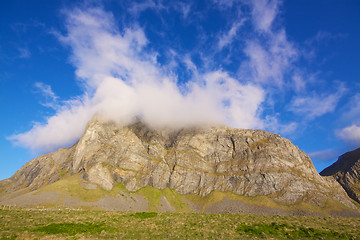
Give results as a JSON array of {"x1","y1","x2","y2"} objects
[
  {"x1": 321, "y1": 147, "x2": 360, "y2": 204},
  {"x1": 0, "y1": 119, "x2": 358, "y2": 215}
]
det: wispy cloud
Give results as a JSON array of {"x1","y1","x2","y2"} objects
[
  {"x1": 8, "y1": 1, "x2": 348, "y2": 154},
  {"x1": 9, "y1": 6, "x2": 266, "y2": 152},
  {"x1": 306, "y1": 31, "x2": 348, "y2": 46},
  {"x1": 218, "y1": 19, "x2": 246, "y2": 50},
  {"x1": 309, "y1": 149, "x2": 340, "y2": 161},
  {"x1": 8, "y1": 97, "x2": 94, "y2": 153},
  {"x1": 18, "y1": 47, "x2": 31, "y2": 59},
  {"x1": 212, "y1": 0, "x2": 237, "y2": 8},
  {"x1": 291, "y1": 72, "x2": 306, "y2": 92},
  {"x1": 340, "y1": 93, "x2": 360, "y2": 123},
  {"x1": 337, "y1": 125, "x2": 360, "y2": 147},
  {"x1": 336, "y1": 93, "x2": 360, "y2": 146},
  {"x1": 243, "y1": 29, "x2": 297, "y2": 86},
  {"x1": 176, "y1": 2, "x2": 192, "y2": 19},
  {"x1": 128, "y1": 0, "x2": 165, "y2": 16},
  {"x1": 34, "y1": 82, "x2": 59, "y2": 109},
  {"x1": 264, "y1": 115, "x2": 297, "y2": 135},
  {"x1": 249, "y1": 0, "x2": 279, "y2": 33},
  {"x1": 288, "y1": 87, "x2": 345, "y2": 120}
]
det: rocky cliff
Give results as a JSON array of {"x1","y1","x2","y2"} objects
[
  {"x1": 321, "y1": 148, "x2": 360, "y2": 204},
  {"x1": 0, "y1": 119, "x2": 357, "y2": 211}
]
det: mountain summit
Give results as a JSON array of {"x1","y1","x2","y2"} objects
[
  {"x1": 321, "y1": 147, "x2": 360, "y2": 204},
  {"x1": 0, "y1": 119, "x2": 358, "y2": 215}
]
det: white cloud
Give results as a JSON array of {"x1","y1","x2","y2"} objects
[
  {"x1": 128, "y1": 0, "x2": 166, "y2": 16},
  {"x1": 336, "y1": 93, "x2": 360, "y2": 146},
  {"x1": 292, "y1": 73, "x2": 306, "y2": 92},
  {"x1": 289, "y1": 90, "x2": 344, "y2": 120},
  {"x1": 212, "y1": 0, "x2": 237, "y2": 8},
  {"x1": 176, "y1": 2, "x2": 191, "y2": 19},
  {"x1": 196, "y1": 71, "x2": 265, "y2": 129},
  {"x1": 249, "y1": 0, "x2": 279, "y2": 32},
  {"x1": 309, "y1": 149, "x2": 339, "y2": 161},
  {"x1": 243, "y1": 30, "x2": 297, "y2": 86},
  {"x1": 341, "y1": 93, "x2": 360, "y2": 123},
  {"x1": 218, "y1": 20, "x2": 245, "y2": 49},
  {"x1": 306, "y1": 31, "x2": 348, "y2": 46},
  {"x1": 9, "y1": 2, "x2": 340, "y2": 154},
  {"x1": 9, "y1": 7, "x2": 267, "y2": 153},
  {"x1": 264, "y1": 115, "x2": 298, "y2": 135},
  {"x1": 242, "y1": 0, "x2": 300, "y2": 88},
  {"x1": 8, "y1": 97, "x2": 94, "y2": 153},
  {"x1": 337, "y1": 125, "x2": 360, "y2": 146},
  {"x1": 34, "y1": 82, "x2": 59, "y2": 109}
]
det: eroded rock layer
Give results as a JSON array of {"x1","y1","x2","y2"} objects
[{"x1": 0, "y1": 119, "x2": 355, "y2": 208}]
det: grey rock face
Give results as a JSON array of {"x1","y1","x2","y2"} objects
[
  {"x1": 0, "y1": 119, "x2": 355, "y2": 208},
  {"x1": 2, "y1": 147, "x2": 74, "y2": 193},
  {"x1": 321, "y1": 148, "x2": 360, "y2": 204}
]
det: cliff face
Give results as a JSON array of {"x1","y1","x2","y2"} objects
[
  {"x1": 321, "y1": 148, "x2": 360, "y2": 204},
  {"x1": 0, "y1": 119, "x2": 355, "y2": 208}
]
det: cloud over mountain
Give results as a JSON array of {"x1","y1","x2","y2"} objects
[
  {"x1": 9, "y1": 6, "x2": 266, "y2": 152},
  {"x1": 8, "y1": 0, "x2": 354, "y2": 154}
]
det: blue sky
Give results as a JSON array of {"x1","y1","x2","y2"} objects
[{"x1": 1, "y1": 0, "x2": 360, "y2": 180}]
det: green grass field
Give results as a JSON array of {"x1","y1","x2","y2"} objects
[{"x1": 1, "y1": 208, "x2": 360, "y2": 239}]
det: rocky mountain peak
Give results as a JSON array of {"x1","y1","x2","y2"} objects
[
  {"x1": 0, "y1": 119, "x2": 357, "y2": 211},
  {"x1": 321, "y1": 147, "x2": 360, "y2": 203}
]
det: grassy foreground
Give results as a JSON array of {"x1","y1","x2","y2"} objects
[{"x1": 1, "y1": 209, "x2": 360, "y2": 239}]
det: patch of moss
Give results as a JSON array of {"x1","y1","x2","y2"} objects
[
  {"x1": 161, "y1": 188, "x2": 189, "y2": 212},
  {"x1": 56, "y1": 168, "x2": 68, "y2": 178},
  {"x1": 0, "y1": 233, "x2": 17, "y2": 240},
  {"x1": 38, "y1": 175, "x2": 128, "y2": 202},
  {"x1": 183, "y1": 190, "x2": 356, "y2": 215},
  {"x1": 183, "y1": 190, "x2": 282, "y2": 212},
  {"x1": 183, "y1": 191, "x2": 227, "y2": 211},
  {"x1": 133, "y1": 186, "x2": 191, "y2": 212},
  {"x1": 248, "y1": 138, "x2": 271, "y2": 150},
  {"x1": 135, "y1": 186, "x2": 162, "y2": 211},
  {"x1": 149, "y1": 156, "x2": 163, "y2": 164},
  {"x1": 236, "y1": 222, "x2": 353, "y2": 239},
  {"x1": 31, "y1": 222, "x2": 111, "y2": 235},
  {"x1": 130, "y1": 212, "x2": 158, "y2": 219}
]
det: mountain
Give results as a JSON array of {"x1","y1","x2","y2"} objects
[
  {"x1": 321, "y1": 147, "x2": 360, "y2": 204},
  {"x1": 0, "y1": 119, "x2": 358, "y2": 215}
]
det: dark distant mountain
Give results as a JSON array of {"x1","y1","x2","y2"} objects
[
  {"x1": 0, "y1": 119, "x2": 358, "y2": 215},
  {"x1": 321, "y1": 148, "x2": 360, "y2": 204}
]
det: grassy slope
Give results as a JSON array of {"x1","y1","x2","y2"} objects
[
  {"x1": 32, "y1": 175, "x2": 359, "y2": 216},
  {"x1": 1, "y1": 209, "x2": 360, "y2": 239},
  {"x1": 39, "y1": 175, "x2": 128, "y2": 202}
]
